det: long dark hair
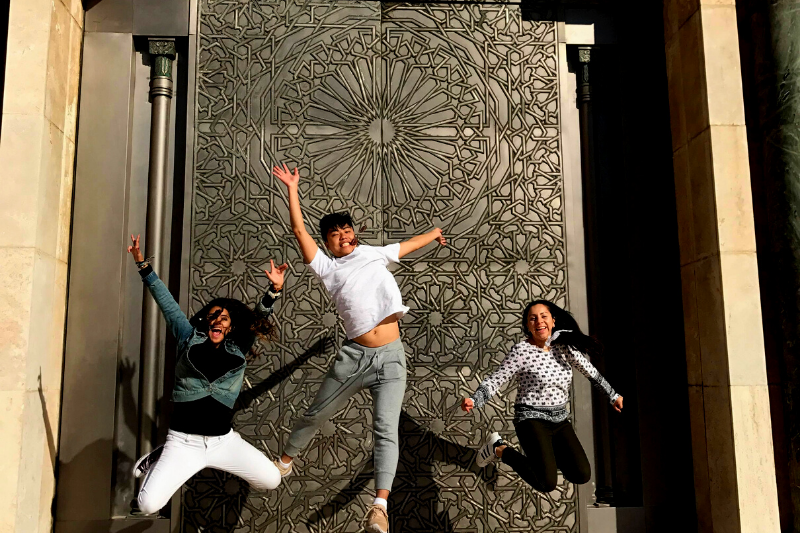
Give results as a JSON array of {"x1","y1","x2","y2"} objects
[
  {"x1": 189, "y1": 298, "x2": 277, "y2": 361},
  {"x1": 522, "y1": 300, "x2": 602, "y2": 356}
]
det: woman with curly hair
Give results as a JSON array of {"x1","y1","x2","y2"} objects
[
  {"x1": 126, "y1": 234, "x2": 286, "y2": 515},
  {"x1": 461, "y1": 300, "x2": 623, "y2": 493}
]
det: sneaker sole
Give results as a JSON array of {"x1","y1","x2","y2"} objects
[
  {"x1": 364, "y1": 524, "x2": 388, "y2": 533},
  {"x1": 132, "y1": 457, "x2": 146, "y2": 478}
]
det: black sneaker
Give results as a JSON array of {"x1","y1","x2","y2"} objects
[{"x1": 133, "y1": 444, "x2": 164, "y2": 479}]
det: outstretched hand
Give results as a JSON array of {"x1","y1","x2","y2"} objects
[
  {"x1": 613, "y1": 396, "x2": 623, "y2": 413},
  {"x1": 127, "y1": 234, "x2": 144, "y2": 262},
  {"x1": 272, "y1": 163, "x2": 300, "y2": 188},
  {"x1": 433, "y1": 228, "x2": 447, "y2": 246},
  {"x1": 461, "y1": 398, "x2": 474, "y2": 412},
  {"x1": 264, "y1": 259, "x2": 288, "y2": 291}
]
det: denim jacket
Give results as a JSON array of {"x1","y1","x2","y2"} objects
[{"x1": 140, "y1": 267, "x2": 280, "y2": 409}]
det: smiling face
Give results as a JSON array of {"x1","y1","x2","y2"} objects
[
  {"x1": 324, "y1": 224, "x2": 357, "y2": 257},
  {"x1": 206, "y1": 306, "x2": 231, "y2": 345},
  {"x1": 527, "y1": 304, "x2": 555, "y2": 347}
]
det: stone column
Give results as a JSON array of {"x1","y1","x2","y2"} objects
[
  {"x1": 736, "y1": 0, "x2": 800, "y2": 529},
  {"x1": 663, "y1": 1, "x2": 780, "y2": 531},
  {"x1": 0, "y1": 0, "x2": 83, "y2": 532}
]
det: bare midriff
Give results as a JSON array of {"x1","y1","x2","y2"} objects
[{"x1": 352, "y1": 314, "x2": 400, "y2": 348}]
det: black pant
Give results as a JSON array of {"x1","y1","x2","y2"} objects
[{"x1": 501, "y1": 418, "x2": 591, "y2": 492}]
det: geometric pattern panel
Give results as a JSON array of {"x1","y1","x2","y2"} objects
[{"x1": 188, "y1": 1, "x2": 572, "y2": 531}]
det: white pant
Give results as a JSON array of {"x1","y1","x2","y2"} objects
[{"x1": 137, "y1": 429, "x2": 280, "y2": 514}]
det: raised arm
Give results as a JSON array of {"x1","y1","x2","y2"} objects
[
  {"x1": 127, "y1": 234, "x2": 194, "y2": 344},
  {"x1": 273, "y1": 164, "x2": 318, "y2": 264},
  {"x1": 256, "y1": 259, "x2": 287, "y2": 317},
  {"x1": 461, "y1": 345, "x2": 523, "y2": 412},
  {"x1": 398, "y1": 228, "x2": 447, "y2": 259},
  {"x1": 564, "y1": 346, "x2": 623, "y2": 412}
]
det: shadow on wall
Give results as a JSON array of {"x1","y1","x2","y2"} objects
[
  {"x1": 180, "y1": 334, "x2": 496, "y2": 533},
  {"x1": 183, "y1": 409, "x2": 495, "y2": 533},
  {"x1": 52, "y1": 362, "x2": 143, "y2": 524},
  {"x1": 82, "y1": 0, "x2": 104, "y2": 10},
  {"x1": 38, "y1": 370, "x2": 58, "y2": 520},
  {"x1": 38, "y1": 370, "x2": 58, "y2": 472},
  {"x1": 108, "y1": 521, "x2": 161, "y2": 533},
  {"x1": 305, "y1": 411, "x2": 495, "y2": 533},
  {"x1": 48, "y1": 338, "x2": 333, "y2": 531},
  {"x1": 52, "y1": 337, "x2": 542, "y2": 532},
  {"x1": 114, "y1": 359, "x2": 146, "y2": 511},
  {"x1": 180, "y1": 337, "x2": 329, "y2": 532}
]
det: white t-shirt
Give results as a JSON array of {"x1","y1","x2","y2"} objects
[{"x1": 307, "y1": 244, "x2": 409, "y2": 339}]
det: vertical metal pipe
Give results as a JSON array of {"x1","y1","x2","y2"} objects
[
  {"x1": 577, "y1": 49, "x2": 596, "y2": 289},
  {"x1": 138, "y1": 39, "x2": 176, "y2": 459},
  {"x1": 576, "y1": 45, "x2": 614, "y2": 505}
]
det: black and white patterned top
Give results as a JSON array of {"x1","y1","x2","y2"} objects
[{"x1": 470, "y1": 338, "x2": 619, "y2": 423}]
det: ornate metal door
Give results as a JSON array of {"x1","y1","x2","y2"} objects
[{"x1": 187, "y1": 1, "x2": 571, "y2": 531}]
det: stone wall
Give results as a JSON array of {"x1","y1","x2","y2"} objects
[{"x1": 0, "y1": 0, "x2": 83, "y2": 531}]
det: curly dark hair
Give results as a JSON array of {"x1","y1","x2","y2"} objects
[
  {"x1": 189, "y1": 298, "x2": 277, "y2": 361},
  {"x1": 521, "y1": 299, "x2": 602, "y2": 356}
]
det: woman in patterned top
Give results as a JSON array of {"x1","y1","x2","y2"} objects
[{"x1": 461, "y1": 300, "x2": 623, "y2": 492}]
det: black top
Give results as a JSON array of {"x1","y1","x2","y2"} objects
[{"x1": 170, "y1": 340, "x2": 244, "y2": 436}]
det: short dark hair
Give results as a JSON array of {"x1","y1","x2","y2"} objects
[{"x1": 319, "y1": 212, "x2": 354, "y2": 240}]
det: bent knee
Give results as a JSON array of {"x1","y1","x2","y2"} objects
[
  {"x1": 249, "y1": 469, "x2": 281, "y2": 491},
  {"x1": 137, "y1": 492, "x2": 164, "y2": 515},
  {"x1": 541, "y1": 477, "x2": 558, "y2": 493},
  {"x1": 533, "y1": 468, "x2": 558, "y2": 492},
  {"x1": 567, "y1": 467, "x2": 592, "y2": 485}
]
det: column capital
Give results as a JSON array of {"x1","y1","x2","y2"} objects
[
  {"x1": 577, "y1": 46, "x2": 591, "y2": 103},
  {"x1": 147, "y1": 38, "x2": 176, "y2": 89},
  {"x1": 147, "y1": 39, "x2": 176, "y2": 58}
]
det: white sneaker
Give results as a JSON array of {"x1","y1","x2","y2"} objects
[
  {"x1": 133, "y1": 444, "x2": 164, "y2": 479},
  {"x1": 475, "y1": 432, "x2": 502, "y2": 468}
]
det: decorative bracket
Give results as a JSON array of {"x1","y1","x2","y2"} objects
[
  {"x1": 577, "y1": 46, "x2": 592, "y2": 103},
  {"x1": 148, "y1": 39, "x2": 177, "y2": 81}
]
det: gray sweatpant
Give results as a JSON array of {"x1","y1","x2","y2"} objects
[{"x1": 284, "y1": 338, "x2": 406, "y2": 490}]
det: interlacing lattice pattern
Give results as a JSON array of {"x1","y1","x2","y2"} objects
[{"x1": 187, "y1": 1, "x2": 571, "y2": 531}]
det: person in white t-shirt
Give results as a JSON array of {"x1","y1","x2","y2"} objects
[{"x1": 271, "y1": 163, "x2": 446, "y2": 533}]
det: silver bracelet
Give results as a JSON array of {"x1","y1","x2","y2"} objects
[{"x1": 136, "y1": 255, "x2": 155, "y2": 270}]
